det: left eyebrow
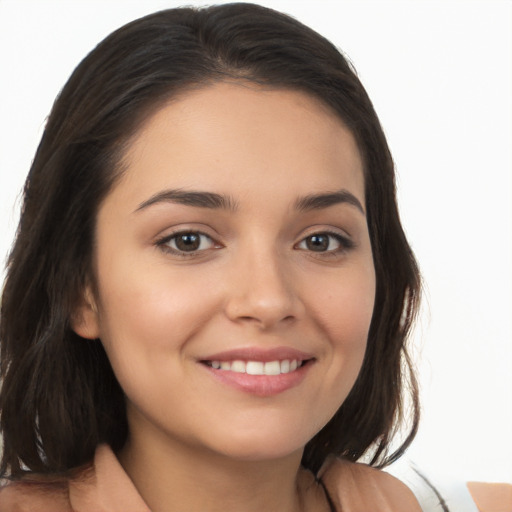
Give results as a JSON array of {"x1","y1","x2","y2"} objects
[{"x1": 294, "y1": 189, "x2": 365, "y2": 215}]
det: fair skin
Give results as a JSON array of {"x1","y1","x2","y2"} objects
[{"x1": 74, "y1": 82, "x2": 376, "y2": 511}]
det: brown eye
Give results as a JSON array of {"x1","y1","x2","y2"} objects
[
  {"x1": 297, "y1": 232, "x2": 353, "y2": 253},
  {"x1": 159, "y1": 231, "x2": 216, "y2": 254},
  {"x1": 175, "y1": 233, "x2": 201, "y2": 251},
  {"x1": 305, "y1": 234, "x2": 330, "y2": 252}
]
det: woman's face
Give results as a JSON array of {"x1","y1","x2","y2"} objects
[{"x1": 76, "y1": 82, "x2": 376, "y2": 462}]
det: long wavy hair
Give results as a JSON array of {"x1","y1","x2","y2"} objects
[{"x1": 0, "y1": 3, "x2": 420, "y2": 478}]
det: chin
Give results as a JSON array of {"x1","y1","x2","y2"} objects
[
  {"x1": 218, "y1": 442, "x2": 304, "y2": 463},
  {"x1": 201, "y1": 425, "x2": 314, "y2": 463}
]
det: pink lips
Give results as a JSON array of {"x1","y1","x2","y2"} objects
[{"x1": 199, "y1": 346, "x2": 314, "y2": 397}]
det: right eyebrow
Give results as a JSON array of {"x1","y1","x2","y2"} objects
[{"x1": 134, "y1": 189, "x2": 238, "y2": 213}]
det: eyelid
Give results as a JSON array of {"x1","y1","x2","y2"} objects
[
  {"x1": 155, "y1": 228, "x2": 222, "y2": 256},
  {"x1": 295, "y1": 229, "x2": 355, "y2": 253},
  {"x1": 154, "y1": 225, "x2": 355, "y2": 258}
]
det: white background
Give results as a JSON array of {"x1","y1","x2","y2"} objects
[{"x1": 0, "y1": 0, "x2": 510, "y2": 483}]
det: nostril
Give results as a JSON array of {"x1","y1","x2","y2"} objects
[{"x1": 223, "y1": 273, "x2": 304, "y2": 328}]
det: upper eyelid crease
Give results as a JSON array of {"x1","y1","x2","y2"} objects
[
  {"x1": 298, "y1": 231, "x2": 354, "y2": 248},
  {"x1": 157, "y1": 230, "x2": 216, "y2": 243}
]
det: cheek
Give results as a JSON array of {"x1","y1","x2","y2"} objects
[
  {"x1": 94, "y1": 259, "x2": 219, "y2": 375},
  {"x1": 294, "y1": 272, "x2": 374, "y2": 442},
  {"x1": 312, "y1": 265, "x2": 375, "y2": 346},
  {"x1": 307, "y1": 265, "x2": 375, "y2": 396}
]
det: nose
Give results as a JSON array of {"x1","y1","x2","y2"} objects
[{"x1": 224, "y1": 247, "x2": 304, "y2": 330}]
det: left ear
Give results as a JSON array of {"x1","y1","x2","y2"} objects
[{"x1": 71, "y1": 286, "x2": 100, "y2": 340}]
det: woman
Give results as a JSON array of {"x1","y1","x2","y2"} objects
[{"x1": 0, "y1": 4, "x2": 503, "y2": 511}]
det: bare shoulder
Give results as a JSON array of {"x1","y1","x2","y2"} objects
[
  {"x1": 467, "y1": 481, "x2": 512, "y2": 512},
  {"x1": 319, "y1": 456, "x2": 423, "y2": 512},
  {"x1": 0, "y1": 479, "x2": 71, "y2": 512}
]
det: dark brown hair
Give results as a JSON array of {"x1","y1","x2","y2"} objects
[{"x1": 0, "y1": 3, "x2": 420, "y2": 478}]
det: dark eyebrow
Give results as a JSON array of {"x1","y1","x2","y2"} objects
[
  {"x1": 294, "y1": 189, "x2": 365, "y2": 215},
  {"x1": 135, "y1": 189, "x2": 238, "y2": 212}
]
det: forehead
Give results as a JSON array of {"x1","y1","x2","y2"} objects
[{"x1": 113, "y1": 81, "x2": 365, "y2": 208}]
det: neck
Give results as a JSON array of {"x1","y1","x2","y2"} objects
[{"x1": 117, "y1": 417, "x2": 327, "y2": 512}]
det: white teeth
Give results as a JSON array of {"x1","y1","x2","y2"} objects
[
  {"x1": 231, "y1": 360, "x2": 246, "y2": 373},
  {"x1": 208, "y1": 359, "x2": 303, "y2": 375},
  {"x1": 264, "y1": 361, "x2": 281, "y2": 375},
  {"x1": 246, "y1": 361, "x2": 264, "y2": 375}
]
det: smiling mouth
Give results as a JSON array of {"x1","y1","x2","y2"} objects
[{"x1": 202, "y1": 359, "x2": 310, "y2": 376}]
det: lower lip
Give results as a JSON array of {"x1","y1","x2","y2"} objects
[{"x1": 200, "y1": 362, "x2": 312, "y2": 397}]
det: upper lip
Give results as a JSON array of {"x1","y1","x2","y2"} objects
[{"x1": 200, "y1": 346, "x2": 315, "y2": 363}]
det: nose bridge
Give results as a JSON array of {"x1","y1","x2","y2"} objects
[{"x1": 225, "y1": 236, "x2": 301, "y2": 328}]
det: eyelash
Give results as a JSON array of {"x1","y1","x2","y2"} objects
[
  {"x1": 156, "y1": 230, "x2": 219, "y2": 257},
  {"x1": 155, "y1": 229, "x2": 354, "y2": 257},
  {"x1": 296, "y1": 230, "x2": 355, "y2": 256}
]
